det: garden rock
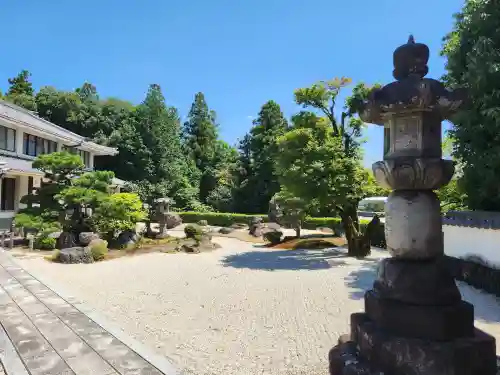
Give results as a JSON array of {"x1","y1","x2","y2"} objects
[
  {"x1": 57, "y1": 232, "x2": 76, "y2": 250},
  {"x1": 79, "y1": 232, "x2": 100, "y2": 246},
  {"x1": 268, "y1": 198, "x2": 283, "y2": 225},
  {"x1": 267, "y1": 222, "x2": 281, "y2": 230},
  {"x1": 117, "y1": 230, "x2": 139, "y2": 248},
  {"x1": 219, "y1": 227, "x2": 234, "y2": 234},
  {"x1": 249, "y1": 217, "x2": 264, "y2": 237},
  {"x1": 58, "y1": 247, "x2": 94, "y2": 264},
  {"x1": 179, "y1": 243, "x2": 200, "y2": 253},
  {"x1": 230, "y1": 223, "x2": 248, "y2": 230},
  {"x1": 88, "y1": 238, "x2": 108, "y2": 249},
  {"x1": 166, "y1": 213, "x2": 182, "y2": 229},
  {"x1": 199, "y1": 233, "x2": 214, "y2": 248},
  {"x1": 47, "y1": 231, "x2": 62, "y2": 239},
  {"x1": 263, "y1": 229, "x2": 283, "y2": 245}
]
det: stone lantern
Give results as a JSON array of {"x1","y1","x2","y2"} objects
[
  {"x1": 154, "y1": 197, "x2": 174, "y2": 239},
  {"x1": 329, "y1": 36, "x2": 497, "y2": 375}
]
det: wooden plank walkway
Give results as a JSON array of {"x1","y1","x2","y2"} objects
[{"x1": 0, "y1": 250, "x2": 178, "y2": 375}]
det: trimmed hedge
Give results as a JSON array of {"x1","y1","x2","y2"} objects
[
  {"x1": 176, "y1": 212, "x2": 386, "y2": 248},
  {"x1": 177, "y1": 212, "x2": 268, "y2": 227}
]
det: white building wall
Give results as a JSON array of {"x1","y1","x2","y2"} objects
[
  {"x1": 443, "y1": 225, "x2": 500, "y2": 268},
  {"x1": 16, "y1": 175, "x2": 28, "y2": 210}
]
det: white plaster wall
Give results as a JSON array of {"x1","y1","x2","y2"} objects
[
  {"x1": 16, "y1": 176, "x2": 28, "y2": 210},
  {"x1": 443, "y1": 225, "x2": 500, "y2": 267}
]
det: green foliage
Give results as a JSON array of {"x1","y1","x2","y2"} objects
[
  {"x1": 362, "y1": 169, "x2": 391, "y2": 198},
  {"x1": 14, "y1": 213, "x2": 60, "y2": 233},
  {"x1": 184, "y1": 224, "x2": 203, "y2": 240},
  {"x1": 233, "y1": 101, "x2": 288, "y2": 213},
  {"x1": 16, "y1": 152, "x2": 84, "y2": 232},
  {"x1": 90, "y1": 241, "x2": 108, "y2": 261},
  {"x1": 197, "y1": 220, "x2": 208, "y2": 226},
  {"x1": 278, "y1": 78, "x2": 377, "y2": 256},
  {"x1": 177, "y1": 211, "x2": 268, "y2": 227},
  {"x1": 276, "y1": 111, "x2": 363, "y2": 215},
  {"x1": 16, "y1": 153, "x2": 145, "y2": 240},
  {"x1": 4, "y1": 70, "x2": 37, "y2": 111},
  {"x1": 441, "y1": 0, "x2": 500, "y2": 210},
  {"x1": 182, "y1": 93, "x2": 239, "y2": 209},
  {"x1": 34, "y1": 236, "x2": 57, "y2": 250},
  {"x1": 93, "y1": 193, "x2": 146, "y2": 236},
  {"x1": 437, "y1": 178, "x2": 468, "y2": 212},
  {"x1": 7, "y1": 70, "x2": 34, "y2": 97},
  {"x1": 273, "y1": 189, "x2": 308, "y2": 237}
]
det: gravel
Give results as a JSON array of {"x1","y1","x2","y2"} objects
[{"x1": 13, "y1": 237, "x2": 500, "y2": 375}]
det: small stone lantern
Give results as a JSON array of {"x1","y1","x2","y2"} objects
[
  {"x1": 154, "y1": 197, "x2": 174, "y2": 239},
  {"x1": 329, "y1": 36, "x2": 497, "y2": 375}
]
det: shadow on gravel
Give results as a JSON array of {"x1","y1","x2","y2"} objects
[
  {"x1": 344, "y1": 264, "x2": 378, "y2": 300},
  {"x1": 221, "y1": 248, "x2": 349, "y2": 271}
]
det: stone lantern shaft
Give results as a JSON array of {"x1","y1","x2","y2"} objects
[{"x1": 329, "y1": 36, "x2": 497, "y2": 375}]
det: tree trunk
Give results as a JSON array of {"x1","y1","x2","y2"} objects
[
  {"x1": 340, "y1": 205, "x2": 370, "y2": 257},
  {"x1": 295, "y1": 222, "x2": 301, "y2": 238}
]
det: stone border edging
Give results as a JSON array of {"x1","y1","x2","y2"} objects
[{"x1": 5, "y1": 250, "x2": 179, "y2": 375}]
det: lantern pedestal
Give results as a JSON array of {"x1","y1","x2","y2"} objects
[
  {"x1": 328, "y1": 36, "x2": 498, "y2": 375},
  {"x1": 330, "y1": 314, "x2": 496, "y2": 375}
]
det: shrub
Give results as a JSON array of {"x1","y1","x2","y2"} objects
[
  {"x1": 93, "y1": 193, "x2": 147, "y2": 237},
  {"x1": 90, "y1": 241, "x2": 108, "y2": 261},
  {"x1": 184, "y1": 224, "x2": 203, "y2": 240},
  {"x1": 263, "y1": 230, "x2": 283, "y2": 245},
  {"x1": 34, "y1": 236, "x2": 57, "y2": 250}
]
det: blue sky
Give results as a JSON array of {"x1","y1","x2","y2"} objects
[{"x1": 1, "y1": 0, "x2": 462, "y2": 167}]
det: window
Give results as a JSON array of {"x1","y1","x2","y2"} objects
[
  {"x1": 78, "y1": 150, "x2": 91, "y2": 168},
  {"x1": 61, "y1": 146, "x2": 91, "y2": 168},
  {"x1": 0, "y1": 126, "x2": 16, "y2": 152},
  {"x1": 1, "y1": 178, "x2": 16, "y2": 211},
  {"x1": 23, "y1": 133, "x2": 57, "y2": 156}
]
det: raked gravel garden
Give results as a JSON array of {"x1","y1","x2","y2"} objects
[{"x1": 9, "y1": 231, "x2": 500, "y2": 375}]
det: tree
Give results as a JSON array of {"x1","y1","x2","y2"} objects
[
  {"x1": 136, "y1": 84, "x2": 182, "y2": 184},
  {"x1": 7, "y1": 70, "x2": 34, "y2": 97},
  {"x1": 363, "y1": 169, "x2": 391, "y2": 198},
  {"x1": 206, "y1": 141, "x2": 239, "y2": 212},
  {"x1": 183, "y1": 93, "x2": 219, "y2": 169},
  {"x1": 441, "y1": 0, "x2": 500, "y2": 210},
  {"x1": 183, "y1": 92, "x2": 230, "y2": 204},
  {"x1": 57, "y1": 170, "x2": 115, "y2": 233},
  {"x1": 4, "y1": 70, "x2": 36, "y2": 110},
  {"x1": 15, "y1": 152, "x2": 85, "y2": 233},
  {"x1": 234, "y1": 101, "x2": 288, "y2": 213},
  {"x1": 277, "y1": 79, "x2": 375, "y2": 256},
  {"x1": 135, "y1": 84, "x2": 199, "y2": 208},
  {"x1": 272, "y1": 188, "x2": 309, "y2": 238},
  {"x1": 437, "y1": 133, "x2": 468, "y2": 211},
  {"x1": 76, "y1": 82, "x2": 99, "y2": 102}
]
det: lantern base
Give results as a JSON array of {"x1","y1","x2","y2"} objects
[{"x1": 329, "y1": 313, "x2": 498, "y2": 375}]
